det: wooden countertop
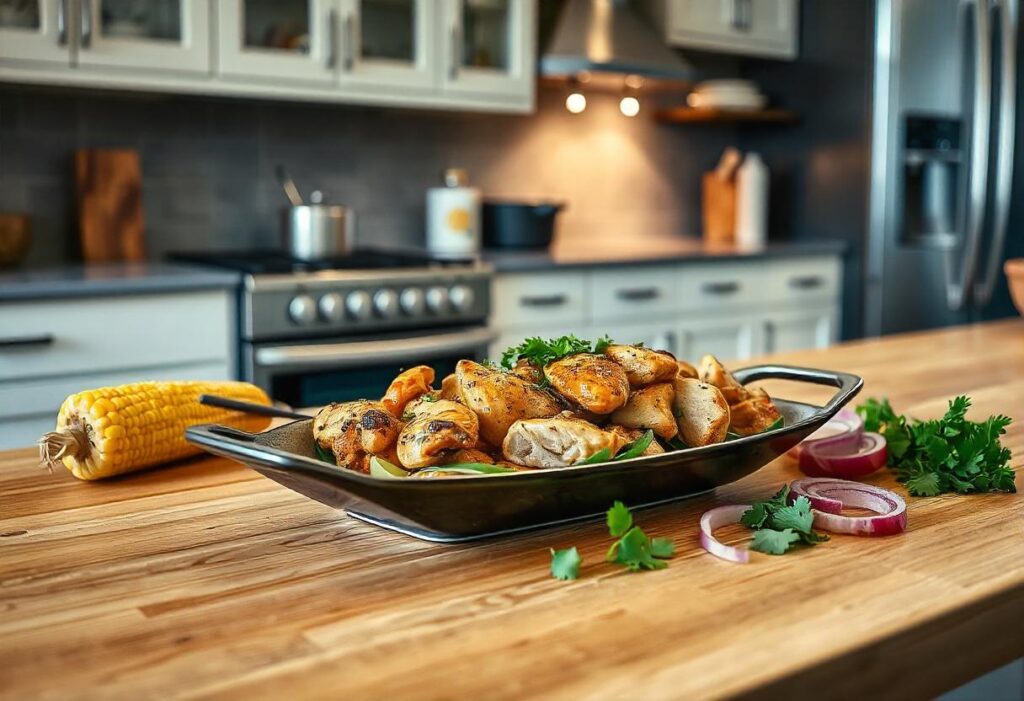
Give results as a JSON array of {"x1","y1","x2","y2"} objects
[{"x1": 3, "y1": 320, "x2": 1023, "y2": 700}]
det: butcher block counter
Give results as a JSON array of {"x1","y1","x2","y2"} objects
[{"x1": 3, "y1": 320, "x2": 1023, "y2": 700}]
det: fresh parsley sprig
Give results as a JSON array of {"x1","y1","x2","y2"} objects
[
  {"x1": 501, "y1": 334, "x2": 614, "y2": 370},
  {"x1": 741, "y1": 485, "x2": 828, "y2": 556},
  {"x1": 856, "y1": 396, "x2": 1015, "y2": 497}
]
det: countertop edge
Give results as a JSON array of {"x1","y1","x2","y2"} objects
[{"x1": 0, "y1": 263, "x2": 241, "y2": 302}]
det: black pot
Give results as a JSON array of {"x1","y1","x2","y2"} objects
[{"x1": 482, "y1": 200, "x2": 565, "y2": 250}]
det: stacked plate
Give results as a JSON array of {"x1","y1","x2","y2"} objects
[{"x1": 687, "y1": 80, "x2": 767, "y2": 111}]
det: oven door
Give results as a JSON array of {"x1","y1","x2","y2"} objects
[{"x1": 245, "y1": 327, "x2": 495, "y2": 408}]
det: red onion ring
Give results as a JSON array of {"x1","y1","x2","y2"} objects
[
  {"x1": 800, "y1": 431, "x2": 888, "y2": 478},
  {"x1": 699, "y1": 505, "x2": 751, "y2": 564},
  {"x1": 788, "y1": 408, "x2": 864, "y2": 461},
  {"x1": 790, "y1": 477, "x2": 907, "y2": 536}
]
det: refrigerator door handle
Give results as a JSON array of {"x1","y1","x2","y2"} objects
[
  {"x1": 975, "y1": 0, "x2": 1018, "y2": 307},
  {"x1": 947, "y1": 0, "x2": 992, "y2": 311}
]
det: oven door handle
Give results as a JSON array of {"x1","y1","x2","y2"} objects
[{"x1": 254, "y1": 328, "x2": 497, "y2": 370}]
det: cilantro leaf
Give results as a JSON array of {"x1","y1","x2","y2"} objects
[
  {"x1": 904, "y1": 471, "x2": 942, "y2": 497},
  {"x1": 749, "y1": 528, "x2": 801, "y2": 555},
  {"x1": 614, "y1": 430, "x2": 654, "y2": 461},
  {"x1": 550, "y1": 547, "x2": 582, "y2": 580},
  {"x1": 606, "y1": 501, "x2": 633, "y2": 537},
  {"x1": 770, "y1": 496, "x2": 815, "y2": 534},
  {"x1": 608, "y1": 527, "x2": 668, "y2": 571},
  {"x1": 500, "y1": 335, "x2": 619, "y2": 370},
  {"x1": 650, "y1": 537, "x2": 676, "y2": 558}
]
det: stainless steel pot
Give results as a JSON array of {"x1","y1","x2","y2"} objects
[{"x1": 283, "y1": 205, "x2": 355, "y2": 260}]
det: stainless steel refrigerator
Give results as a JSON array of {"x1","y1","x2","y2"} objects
[{"x1": 865, "y1": 0, "x2": 1021, "y2": 336}]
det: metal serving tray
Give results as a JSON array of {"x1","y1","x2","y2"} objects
[{"x1": 186, "y1": 365, "x2": 862, "y2": 542}]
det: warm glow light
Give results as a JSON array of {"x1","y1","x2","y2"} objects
[
  {"x1": 619, "y1": 96, "x2": 640, "y2": 117},
  {"x1": 565, "y1": 92, "x2": 587, "y2": 114}
]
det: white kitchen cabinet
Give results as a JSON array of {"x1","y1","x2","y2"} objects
[
  {"x1": 0, "y1": 0, "x2": 70, "y2": 65},
  {"x1": 440, "y1": 0, "x2": 535, "y2": 103},
  {"x1": 763, "y1": 306, "x2": 838, "y2": 354},
  {"x1": 77, "y1": 0, "x2": 211, "y2": 74},
  {"x1": 337, "y1": 0, "x2": 436, "y2": 92},
  {"x1": 656, "y1": 0, "x2": 798, "y2": 60},
  {"x1": 0, "y1": 289, "x2": 235, "y2": 450},
  {"x1": 676, "y1": 313, "x2": 762, "y2": 363}
]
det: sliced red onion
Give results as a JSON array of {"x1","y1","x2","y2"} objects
[
  {"x1": 788, "y1": 408, "x2": 864, "y2": 461},
  {"x1": 699, "y1": 505, "x2": 751, "y2": 564},
  {"x1": 790, "y1": 477, "x2": 907, "y2": 536},
  {"x1": 800, "y1": 431, "x2": 887, "y2": 478}
]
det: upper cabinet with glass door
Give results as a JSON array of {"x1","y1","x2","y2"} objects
[
  {"x1": 441, "y1": 0, "x2": 535, "y2": 101},
  {"x1": 336, "y1": 0, "x2": 435, "y2": 92},
  {"x1": 0, "y1": 0, "x2": 70, "y2": 64},
  {"x1": 77, "y1": 0, "x2": 211, "y2": 73},
  {"x1": 217, "y1": 0, "x2": 334, "y2": 84}
]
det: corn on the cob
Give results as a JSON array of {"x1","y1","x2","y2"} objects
[{"x1": 38, "y1": 380, "x2": 272, "y2": 480}]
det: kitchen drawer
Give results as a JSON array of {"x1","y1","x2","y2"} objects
[
  {"x1": 0, "y1": 361, "x2": 231, "y2": 450},
  {"x1": 763, "y1": 305, "x2": 839, "y2": 353},
  {"x1": 0, "y1": 291, "x2": 232, "y2": 383},
  {"x1": 762, "y1": 257, "x2": 841, "y2": 304},
  {"x1": 676, "y1": 313, "x2": 763, "y2": 364},
  {"x1": 589, "y1": 267, "x2": 678, "y2": 321},
  {"x1": 674, "y1": 262, "x2": 765, "y2": 311},
  {"x1": 491, "y1": 272, "x2": 587, "y2": 328}
]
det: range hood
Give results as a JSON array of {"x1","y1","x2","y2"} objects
[{"x1": 539, "y1": 0, "x2": 699, "y2": 84}]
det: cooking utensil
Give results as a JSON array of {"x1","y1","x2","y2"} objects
[
  {"x1": 186, "y1": 364, "x2": 862, "y2": 542},
  {"x1": 275, "y1": 165, "x2": 304, "y2": 207},
  {"x1": 0, "y1": 213, "x2": 31, "y2": 267},
  {"x1": 283, "y1": 204, "x2": 356, "y2": 260},
  {"x1": 199, "y1": 394, "x2": 310, "y2": 420},
  {"x1": 482, "y1": 200, "x2": 565, "y2": 250}
]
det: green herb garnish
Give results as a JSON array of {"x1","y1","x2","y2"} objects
[
  {"x1": 741, "y1": 485, "x2": 828, "y2": 556},
  {"x1": 416, "y1": 463, "x2": 518, "y2": 475},
  {"x1": 578, "y1": 448, "x2": 612, "y2": 465},
  {"x1": 314, "y1": 442, "x2": 334, "y2": 464},
  {"x1": 501, "y1": 334, "x2": 615, "y2": 370},
  {"x1": 550, "y1": 547, "x2": 582, "y2": 580},
  {"x1": 614, "y1": 430, "x2": 654, "y2": 461},
  {"x1": 856, "y1": 396, "x2": 1015, "y2": 496},
  {"x1": 604, "y1": 501, "x2": 676, "y2": 571}
]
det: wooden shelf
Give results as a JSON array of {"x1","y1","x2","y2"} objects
[{"x1": 653, "y1": 107, "x2": 799, "y2": 125}]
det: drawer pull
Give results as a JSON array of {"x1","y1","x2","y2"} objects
[
  {"x1": 789, "y1": 275, "x2": 826, "y2": 290},
  {"x1": 615, "y1": 287, "x2": 661, "y2": 302},
  {"x1": 519, "y1": 294, "x2": 568, "y2": 308},
  {"x1": 701, "y1": 281, "x2": 740, "y2": 296},
  {"x1": 0, "y1": 334, "x2": 55, "y2": 349}
]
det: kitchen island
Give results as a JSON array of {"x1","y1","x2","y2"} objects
[{"x1": 2, "y1": 320, "x2": 1022, "y2": 700}]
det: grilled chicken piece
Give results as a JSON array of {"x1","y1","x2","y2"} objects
[
  {"x1": 396, "y1": 399, "x2": 479, "y2": 468},
  {"x1": 543, "y1": 353, "x2": 630, "y2": 414},
  {"x1": 440, "y1": 447, "x2": 495, "y2": 465},
  {"x1": 510, "y1": 358, "x2": 544, "y2": 385},
  {"x1": 438, "y1": 373, "x2": 461, "y2": 401},
  {"x1": 455, "y1": 360, "x2": 563, "y2": 446},
  {"x1": 607, "y1": 425, "x2": 665, "y2": 456},
  {"x1": 672, "y1": 377, "x2": 730, "y2": 447},
  {"x1": 698, "y1": 354, "x2": 746, "y2": 405},
  {"x1": 729, "y1": 388, "x2": 783, "y2": 437},
  {"x1": 608, "y1": 382, "x2": 678, "y2": 440},
  {"x1": 603, "y1": 344, "x2": 678, "y2": 387},
  {"x1": 381, "y1": 365, "x2": 435, "y2": 417},
  {"x1": 313, "y1": 400, "x2": 402, "y2": 473},
  {"x1": 502, "y1": 412, "x2": 625, "y2": 468},
  {"x1": 676, "y1": 360, "x2": 699, "y2": 380}
]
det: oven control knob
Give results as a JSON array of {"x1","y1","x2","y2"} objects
[
  {"x1": 449, "y1": 284, "x2": 474, "y2": 312},
  {"x1": 425, "y1": 286, "x2": 449, "y2": 313},
  {"x1": 345, "y1": 290, "x2": 372, "y2": 320},
  {"x1": 373, "y1": 289, "x2": 399, "y2": 318},
  {"x1": 399, "y1": 288, "x2": 425, "y2": 316},
  {"x1": 318, "y1": 292, "x2": 344, "y2": 322},
  {"x1": 288, "y1": 295, "x2": 317, "y2": 325}
]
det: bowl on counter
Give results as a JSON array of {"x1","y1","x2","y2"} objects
[
  {"x1": 1006, "y1": 259, "x2": 1024, "y2": 315},
  {"x1": 482, "y1": 200, "x2": 564, "y2": 250}
]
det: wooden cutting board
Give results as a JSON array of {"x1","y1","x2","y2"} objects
[{"x1": 74, "y1": 149, "x2": 146, "y2": 262}]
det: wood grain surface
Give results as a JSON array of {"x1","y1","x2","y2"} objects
[
  {"x1": 74, "y1": 149, "x2": 145, "y2": 263},
  {"x1": 2, "y1": 320, "x2": 1023, "y2": 700}
]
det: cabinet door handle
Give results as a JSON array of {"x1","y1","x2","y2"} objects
[
  {"x1": 57, "y1": 0, "x2": 67, "y2": 45},
  {"x1": 701, "y1": 281, "x2": 740, "y2": 296},
  {"x1": 789, "y1": 275, "x2": 825, "y2": 290},
  {"x1": 343, "y1": 13, "x2": 356, "y2": 71},
  {"x1": 0, "y1": 334, "x2": 55, "y2": 349},
  {"x1": 326, "y1": 8, "x2": 338, "y2": 69},
  {"x1": 449, "y1": 24, "x2": 460, "y2": 79},
  {"x1": 519, "y1": 294, "x2": 567, "y2": 308},
  {"x1": 80, "y1": 0, "x2": 92, "y2": 48},
  {"x1": 615, "y1": 287, "x2": 661, "y2": 302}
]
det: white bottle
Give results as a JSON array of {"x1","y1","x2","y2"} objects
[
  {"x1": 426, "y1": 168, "x2": 481, "y2": 259},
  {"x1": 735, "y1": 153, "x2": 769, "y2": 250}
]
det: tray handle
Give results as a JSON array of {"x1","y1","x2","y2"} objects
[{"x1": 730, "y1": 364, "x2": 863, "y2": 416}]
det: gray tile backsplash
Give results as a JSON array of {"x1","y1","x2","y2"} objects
[{"x1": 0, "y1": 85, "x2": 727, "y2": 266}]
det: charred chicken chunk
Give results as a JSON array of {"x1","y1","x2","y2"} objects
[
  {"x1": 603, "y1": 344, "x2": 678, "y2": 387},
  {"x1": 729, "y1": 388, "x2": 783, "y2": 437},
  {"x1": 455, "y1": 360, "x2": 563, "y2": 446},
  {"x1": 608, "y1": 382, "x2": 678, "y2": 440},
  {"x1": 313, "y1": 400, "x2": 402, "y2": 473},
  {"x1": 543, "y1": 353, "x2": 630, "y2": 414},
  {"x1": 502, "y1": 412, "x2": 625, "y2": 468},
  {"x1": 607, "y1": 425, "x2": 665, "y2": 456},
  {"x1": 509, "y1": 357, "x2": 544, "y2": 385},
  {"x1": 381, "y1": 365, "x2": 435, "y2": 417},
  {"x1": 676, "y1": 360, "x2": 699, "y2": 380},
  {"x1": 672, "y1": 377, "x2": 730, "y2": 447},
  {"x1": 396, "y1": 399, "x2": 479, "y2": 468},
  {"x1": 698, "y1": 354, "x2": 746, "y2": 405}
]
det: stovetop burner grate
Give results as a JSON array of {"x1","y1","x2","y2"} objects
[{"x1": 169, "y1": 248, "x2": 475, "y2": 274}]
